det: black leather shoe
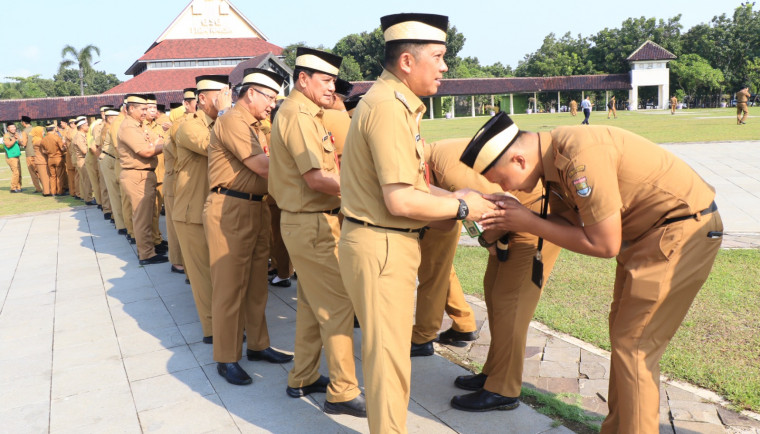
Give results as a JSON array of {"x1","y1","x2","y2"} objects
[
  {"x1": 455, "y1": 373, "x2": 487, "y2": 391},
  {"x1": 158, "y1": 239, "x2": 168, "y2": 247},
  {"x1": 127, "y1": 235, "x2": 136, "y2": 244},
  {"x1": 438, "y1": 327, "x2": 478, "y2": 344},
  {"x1": 154, "y1": 243, "x2": 168, "y2": 254},
  {"x1": 103, "y1": 212, "x2": 112, "y2": 220},
  {"x1": 97, "y1": 204, "x2": 102, "y2": 210},
  {"x1": 286, "y1": 375, "x2": 329, "y2": 398},
  {"x1": 410, "y1": 340, "x2": 435, "y2": 357},
  {"x1": 72, "y1": 195, "x2": 80, "y2": 200},
  {"x1": 324, "y1": 394, "x2": 367, "y2": 418},
  {"x1": 86, "y1": 200, "x2": 97, "y2": 206},
  {"x1": 451, "y1": 389, "x2": 519, "y2": 412},
  {"x1": 43, "y1": 194, "x2": 52, "y2": 197},
  {"x1": 247, "y1": 347, "x2": 293, "y2": 364},
  {"x1": 185, "y1": 278, "x2": 190, "y2": 284},
  {"x1": 170, "y1": 265, "x2": 185, "y2": 274},
  {"x1": 117, "y1": 228, "x2": 128, "y2": 235},
  {"x1": 217, "y1": 362, "x2": 252, "y2": 385},
  {"x1": 139, "y1": 254, "x2": 169, "y2": 266},
  {"x1": 203, "y1": 336, "x2": 213, "y2": 344},
  {"x1": 270, "y1": 278, "x2": 291, "y2": 287},
  {"x1": 268, "y1": 268, "x2": 277, "y2": 276}
]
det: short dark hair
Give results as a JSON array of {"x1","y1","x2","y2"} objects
[
  {"x1": 292, "y1": 67, "x2": 315, "y2": 83},
  {"x1": 383, "y1": 41, "x2": 424, "y2": 69},
  {"x1": 237, "y1": 84, "x2": 251, "y2": 99}
]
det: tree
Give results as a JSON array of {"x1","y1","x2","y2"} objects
[
  {"x1": 59, "y1": 44, "x2": 101, "y2": 96},
  {"x1": 53, "y1": 69, "x2": 120, "y2": 96},
  {"x1": 669, "y1": 53, "x2": 724, "y2": 104},
  {"x1": 515, "y1": 32, "x2": 595, "y2": 77}
]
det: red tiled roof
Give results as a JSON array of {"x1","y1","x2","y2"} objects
[
  {"x1": 104, "y1": 67, "x2": 235, "y2": 94},
  {"x1": 0, "y1": 91, "x2": 183, "y2": 121},
  {"x1": 139, "y1": 38, "x2": 282, "y2": 61},
  {"x1": 228, "y1": 54, "x2": 270, "y2": 86},
  {"x1": 349, "y1": 74, "x2": 632, "y2": 97},
  {"x1": 627, "y1": 41, "x2": 677, "y2": 61}
]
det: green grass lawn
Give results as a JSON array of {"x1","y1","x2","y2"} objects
[
  {"x1": 421, "y1": 108, "x2": 759, "y2": 144},
  {"x1": 1, "y1": 153, "x2": 84, "y2": 216},
  {"x1": 454, "y1": 246, "x2": 760, "y2": 412}
]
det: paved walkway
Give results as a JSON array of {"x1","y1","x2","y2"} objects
[{"x1": 0, "y1": 141, "x2": 758, "y2": 433}]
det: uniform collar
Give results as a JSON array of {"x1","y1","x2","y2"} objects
[
  {"x1": 289, "y1": 89, "x2": 322, "y2": 117},
  {"x1": 230, "y1": 103, "x2": 259, "y2": 127},
  {"x1": 538, "y1": 132, "x2": 561, "y2": 185},
  {"x1": 378, "y1": 69, "x2": 426, "y2": 115},
  {"x1": 194, "y1": 111, "x2": 215, "y2": 128}
]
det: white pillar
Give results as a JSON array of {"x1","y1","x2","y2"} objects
[
  {"x1": 605, "y1": 91, "x2": 609, "y2": 110},
  {"x1": 451, "y1": 96, "x2": 455, "y2": 118},
  {"x1": 471, "y1": 95, "x2": 475, "y2": 117},
  {"x1": 490, "y1": 95, "x2": 495, "y2": 114},
  {"x1": 629, "y1": 87, "x2": 638, "y2": 111},
  {"x1": 533, "y1": 92, "x2": 537, "y2": 113},
  {"x1": 557, "y1": 91, "x2": 561, "y2": 112},
  {"x1": 509, "y1": 94, "x2": 514, "y2": 115},
  {"x1": 582, "y1": 90, "x2": 585, "y2": 100},
  {"x1": 429, "y1": 97, "x2": 434, "y2": 120}
]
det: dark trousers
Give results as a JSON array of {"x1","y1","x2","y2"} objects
[{"x1": 582, "y1": 108, "x2": 591, "y2": 124}]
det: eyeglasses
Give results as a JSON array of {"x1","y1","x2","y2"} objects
[{"x1": 253, "y1": 88, "x2": 277, "y2": 103}]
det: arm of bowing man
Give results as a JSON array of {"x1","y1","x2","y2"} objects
[{"x1": 382, "y1": 183, "x2": 497, "y2": 222}]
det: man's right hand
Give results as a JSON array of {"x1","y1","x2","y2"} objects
[{"x1": 460, "y1": 191, "x2": 497, "y2": 222}]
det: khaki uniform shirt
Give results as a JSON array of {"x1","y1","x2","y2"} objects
[
  {"x1": 269, "y1": 89, "x2": 340, "y2": 212},
  {"x1": 31, "y1": 127, "x2": 45, "y2": 157},
  {"x1": 322, "y1": 109, "x2": 351, "y2": 159},
  {"x1": 737, "y1": 89, "x2": 750, "y2": 103},
  {"x1": 208, "y1": 104, "x2": 268, "y2": 195},
  {"x1": 91, "y1": 119, "x2": 104, "y2": 153},
  {"x1": 111, "y1": 113, "x2": 126, "y2": 151},
  {"x1": 41, "y1": 133, "x2": 64, "y2": 158},
  {"x1": 117, "y1": 117, "x2": 157, "y2": 170},
  {"x1": 22, "y1": 126, "x2": 35, "y2": 157},
  {"x1": 102, "y1": 121, "x2": 117, "y2": 157},
  {"x1": 165, "y1": 113, "x2": 191, "y2": 187},
  {"x1": 73, "y1": 131, "x2": 88, "y2": 160},
  {"x1": 340, "y1": 69, "x2": 429, "y2": 229},
  {"x1": 540, "y1": 125, "x2": 716, "y2": 242},
  {"x1": 670, "y1": 97, "x2": 677, "y2": 106},
  {"x1": 173, "y1": 111, "x2": 214, "y2": 224}
]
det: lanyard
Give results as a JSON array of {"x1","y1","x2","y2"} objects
[{"x1": 532, "y1": 181, "x2": 551, "y2": 288}]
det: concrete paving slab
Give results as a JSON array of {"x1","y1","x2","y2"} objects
[
  {"x1": 436, "y1": 401, "x2": 558, "y2": 434},
  {"x1": 49, "y1": 384, "x2": 138, "y2": 433},
  {"x1": 0, "y1": 401, "x2": 50, "y2": 434},
  {"x1": 0, "y1": 373, "x2": 52, "y2": 410},
  {"x1": 123, "y1": 346, "x2": 199, "y2": 382},
  {"x1": 0, "y1": 353, "x2": 52, "y2": 383},
  {"x1": 177, "y1": 321, "x2": 204, "y2": 345},
  {"x1": 138, "y1": 393, "x2": 237, "y2": 433},
  {"x1": 117, "y1": 324, "x2": 186, "y2": 358},
  {"x1": 130, "y1": 367, "x2": 215, "y2": 413},
  {"x1": 51, "y1": 358, "x2": 127, "y2": 400}
]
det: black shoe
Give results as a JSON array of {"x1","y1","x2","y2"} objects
[
  {"x1": 185, "y1": 278, "x2": 190, "y2": 284},
  {"x1": 437, "y1": 327, "x2": 478, "y2": 345},
  {"x1": 128, "y1": 236, "x2": 136, "y2": 244},
  {"x1": 85, "y1": 200, "x2": 97, "y2": 206},
  {"x1": 103, "y1": 212, "x2": 112, "y2": 220},
  {"x1": 154, "y1": 243, "x2": 168, "y2": 254},
  {"x1": 286, "y1": 375, "x2": 329, "y2": 398},
  {"x1": 324, "y1": 394, "x2": 367, "y2": 418},
  {"x1": 97, "y1": 204, "x2": 102, "y2": 210},
  {"x1": 43, "y1": 194, "x2": 52, "y2": 197},
  {"x1": 217, "y1": 362, "x2": 252, "y2": 385},
  {"x1": 410, "y1": 340, "x2": 435, "y2": 357},
  {"x1": 451, "y1": 389, "x2": 519, "y2": 412},
  {"x1": 54, "y1": 193, "x2": 66, "y2": 197},
  {"x1": 160, "y1": 205, "x2": 165, "y2": 216},
  {"x1": 354, "y1": 316, "x2": 360, "y2": 329},
  {"x1": 203, "y1": 336, "x2": 213, "y2": 344},
  {"x1": 454, "y1": 373, "x2": 487, "y2": 391},
  {"x1": 158, "y1": 240, "x2": 168, "y2": 247},
  {"x1": 110, "y1": 218, "x2": 115, "y2": 224},
  {"x1": 268, "y1": 268, "x2": 278, "y2": 276},
  {"x1": 170, "y1": 265, "x2": 185, "y2": 274},
  {"x1": 270, "y1": 277, "x2": 291, "y2": 287},
  {"x1": 139, "y1": 254, "x2": 169, "y2": 266},
  {"x1": 118, "y1": 228, "x2": 128, "y2": 235},
  {"x1": 72, "y1": 195, "x2": 81, "y2": 200},
  {"x1": 10, "y1": 189, "x2": 19, "y2": 194},
  {"x1": 247, "y1": 347, "x2": 293, "y2": 364}
]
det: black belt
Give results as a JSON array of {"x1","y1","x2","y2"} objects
[
  {"x1": 128, "y1": 167, "x2": 155, "y2": 171},
  {"x1": 103, "y1": 151, "x2": 116, "y2": 159},
  {"x1": 212, "y1": 187, "x2": 264, "y2": 201},
  {"x1": 320, "y1": 207, "x2": 341, "y2": 215},
  {"x1": 662, "y1": 201, "x2": 717, "y2": 225},
  {"x1": 345, "y1": 216, "x2": 423, "y2": 234}
]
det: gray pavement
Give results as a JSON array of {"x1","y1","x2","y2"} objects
[{"x1": 0, "y1": 141, "x2": 759, "y2": 433}]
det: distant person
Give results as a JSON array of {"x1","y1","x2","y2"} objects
[
  {"x1": 736, "y1": 85, "x2": 751, "y2": 125},
  {"x1": 3, "y1": 123, "x2": 23, "y2": 193},
  {"x1": 581, "y1": 96, "x2": 592, "y2": 125},
  {"x1": 670, "y1": 95, "x2": 678, "y2": 115},
  {"x1": 607, "y1": 96, "x2": 617, "y2": 119},
  {"x1": 20, "y1": 116, "x2": 43, "y2": 193},
  {"x1": 569, "y1": 99, "x2": 578, "y2": 117}
]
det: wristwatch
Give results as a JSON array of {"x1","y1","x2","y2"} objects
[
  {"x1": 478, "y1": 235, "x2": 495, "y2": 248},
  {"x1": 456, "y1": 199, "x2": 469, "y2": 220}
]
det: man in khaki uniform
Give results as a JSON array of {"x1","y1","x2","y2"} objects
[
  {"x1": 32, "y1": 123, "x2": 51, "y2": 196},
  {"x1": 736, "y1": 85, "x2": 751, "y2": 124},
  {"x1": 3, "y1": 123, "x2": 23, "y2": 192},
  {"x1": 62, "y1": 119, "x2": 77, "y2": 198},
  {"x1": 322, "y1": 78, "x2": 353, "y2": 162},
  {"x1": 88, "y1": 107, "x2": 110, "y2": 214},
  {"x1": 164, "y1": 89, "x2": 197, "y2": 273},
  {"x1": 72, "y1": 118, "x2": 94, "y2": 204},
  {"x1": 468, "y1": 114, "x2": 723, "y2": 433},
  {"x1": 118, "y1": 94, "x2": 168, "y2": 265},
  {"x1": 174, "y1": 75, "x2": 231, "y2": 342},
  {"x1": 101, "y1": 107, "x2": 127, "y2": 233},
  {"x1": 338, "y1": 14, "x2": 496, "y2": 433},
  {"x1": 670, "y1": 95, "x2": 678, "y2": 115},
  {"x1": 144, "y1": 98, "x2": 167, "y2": 253},
  {"x1": 205, "y1": 69, "x2": 293, "y2": 385},
  {"x1": 569, "y1": 99, "x2": 578, "y2": 116},
  {"x1": 114, "y1": 101, "x2": 136, "y2": 243},
  {"x1": 270, "y1": 48, "x2": 365, "y2": 417},
  {"x1": 20, "y1": 116, "x2": 42, "y2": 193},
  {"x1": 607, "y1": 95, "x2": 617, "y2": 119},
  {"x1": 42, "y1": 122, "x2": 66, "y2": 196}
]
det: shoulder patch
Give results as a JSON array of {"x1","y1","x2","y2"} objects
[
  {"x1": 572, "y1": 176, "x2": 592, "y2": 197},
  {"x1": 395, "y1": 91, "x2": 412, "y2": 112},
  {"x1": 567, "y1": 165, "x2": 585, "y2": 178}
]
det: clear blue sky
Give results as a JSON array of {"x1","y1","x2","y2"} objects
[{"x1": 0, "y1": 0, "x2": 744, "y2": 83}]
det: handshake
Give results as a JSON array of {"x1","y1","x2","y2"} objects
[{"x1": 458, "y1": 191, "x2": 521, "y2": 263}]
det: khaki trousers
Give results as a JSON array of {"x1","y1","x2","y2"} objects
[
  {"x1": 116, "y1": 162, "x2": 134, "y2": 237},
  {"x1": 65, "y1": 155, "x2": 76, "y2": 197},
  {"x1": 98, "y1": 161, "x2": 111, "y2": 213},
  {"x1": 34, "y1": 156, "x2": 50, "y2": 195},
  {"x1": 481, "y1": 232, "x2": 561, "y2": 397},
  {"x1": 25, "y1": 154, "x2": 42, "y2": 192},
  {"x1": 5, "y1": 157, "x2": 21, "y2": 190},
  {"x1": 85, "y1": 153, "x2": 101, "y2": 205},
  {"x1": 737, "y1": 102, "x2": 749, "y2": 123},
  {"x1": 267, "y1": 198, "x2": 293, "y2": 279},
  {"x1": 174, "y1": 220, "x2": 213, "y2": 337},
  {"x1": 601, "y1": 212, "x2": 722, "y2": 434},
  {"x1": 340, "y1": 220, "x2": 421, "y2": 433},
  {"x1": 282, "y1": 211, "x2": 359, "y2": 404},
  {"x1": 163, "y1": 176, "x2": 183, "y2": 266},
  {"x1": 413, "y1": 222, "x2": 476, "y2": 344},
  {"x1": 204, "y1": 192, "x2": 271, "y2": 362},
  {"x1": 120, "y1": 169, "x2": 157, "y2": 260},
  {"x1": 47, "y1": 156, "x2": 65, "y2": 195},
  {"x1": 76, "y1": 159, "x2": 92, "y2": 202},
  {"x1": 100, "y1": 156, "x2": 125, "y2": 230}
]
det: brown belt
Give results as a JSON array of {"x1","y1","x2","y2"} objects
[
  {"x1": 662, "y1": 201, "x2": 717, "y2": 225},
  {"x1": 345, "y1": 216, "x2": 423, "y2": 234}
]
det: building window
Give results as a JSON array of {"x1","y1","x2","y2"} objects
[
  {"x1": 174, "y1": 60, "x2": 195, "y2": 68},
  {"x1": 198, "y1": 59, "x2": 219, "y2": 66},
  {"x1": 220, "y1": 59, "x2": 240, "y2": 65}
]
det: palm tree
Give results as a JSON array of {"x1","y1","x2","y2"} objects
[{"x1": 59, "y1": 44, "x2": 100, "y2": 96}]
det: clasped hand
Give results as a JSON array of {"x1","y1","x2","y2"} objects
[{"x1": 478, "y1": 193, "x2": 535, "y2": 232}]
